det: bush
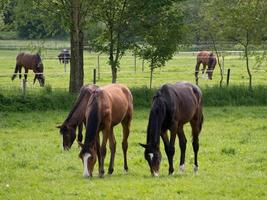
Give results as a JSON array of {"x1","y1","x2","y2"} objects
[{"x1": 0, "y1": 85, "x2": 266, "y2": 112}]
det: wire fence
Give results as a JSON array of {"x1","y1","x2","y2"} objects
[{"x1": 0, "y1": 50, "x2": 266, "y2": 96}]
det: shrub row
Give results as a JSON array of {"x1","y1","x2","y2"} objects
[{"x1": 0, "y1": 85, "x2": 266, "y2": 112}]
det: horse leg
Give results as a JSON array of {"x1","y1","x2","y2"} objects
[
  {"x1": 122, "y1": 116, "x2": 131, "y2": 172},
  {"x1": 202, "y1": 64, "x2": 206, "y2": 75},
  {"x1": 24, "y1": 68, "x2": 28, "y2": 81},
  {"x1": 99, "y1": 128, "x2": 109, "y2": 177},
  {"x1": 195, "y1": 62, "x2": 200, "y2": 85},
  {"x1": 190, "y1": 114, "x2": 203, "y2": 173},
  {"x1": 161, "y1": 131, "x2": 175, "y2": 175},
  {"x1": 19, "y1": 66, "x2": 22, "y2": 79},
  {"x1": 177, "y1": 126, "x2": 187, "y2": 172},
  {"x1": 108, "y1": 128, "x2": 116, "y2": 175},
  {"x1": 11, "y1": 64, "x2": 20, "y2": 80},
  {"x1": 77, "y1": 123, "x2": 83, "y2": 143}
]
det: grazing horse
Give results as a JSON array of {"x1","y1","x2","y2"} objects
[
  {"x1": 57, "y1": 84, "x2": 98, "y2": 150},
  {"x1": 11, "y1": 52, "x2": 45, "y2": 86},
  {"x1": 195, "y1": 51, "x2": 217, "y2": 85},
  {"x1": 139, "y1": 82, "x2": 203, "y2": 176},
  {"x1": 79, "y1": 84, "x2": 133, "y2": 177}
]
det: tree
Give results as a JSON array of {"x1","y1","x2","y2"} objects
[
  {"x1": 210, "y1": 0, "x2": 267, "y2": 89},
  {"x1": 37, "y1": 0, "x2": 91, "y2": 93},
  {"x1": 89, "y1": 0, "x2": 138, "y2": 83},
  {"x1": 133, "y1": 0, "x2": 184, "y2": 88}
]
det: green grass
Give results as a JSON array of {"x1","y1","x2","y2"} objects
[{"x1": 0, "y1": 107, "x2": 266, "y2": 199}]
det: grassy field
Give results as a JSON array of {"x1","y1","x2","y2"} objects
[
  {"x1": 0, "y1": 39, "x2": 266, "y2": 93},
  {"x1": 0, "y1": 40, "x2": 266, "y2": 199},
  {"x1": 0, "y1": 106, "x2": 266, "y2": 199}
]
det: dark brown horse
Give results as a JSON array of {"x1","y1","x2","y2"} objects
[
  {"x1": 11, "y1": 52, "x2": 45, "y2": 86},
  {"x1": 139, "y1": 82, "x2": 203, "y2": 176},
  {"x1": 57, "y1": 84, "x2": 98, "y2": 150},
  {"x1": 79, "y1": 84, "x2": 133, "y2": 177},
  {"x1": 195, "y1": 51, "x2": 217, "y2": 85}
]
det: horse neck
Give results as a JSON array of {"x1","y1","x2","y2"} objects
[
  {"x1": 147, "y1": 97, "x2": 166, "y2": 148},
  {"x1": 83, "y1": 96, "x2": 100, "y2": 149},
  {"x1": 64, "y1": 92, "x2": 88, "y2": 127}
]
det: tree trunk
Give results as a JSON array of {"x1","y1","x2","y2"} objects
[
  {"x1": 210, "y1": 34, "x2": 223, "y2": 87},
  {"x1": 244, "y1": 45, "x2": 252, "y2": 89},
  {"x1": 69, "y1": 0, "x2": 84, "y2": 93},
  {"x1": 149, "y1": 60, "x2": 154, "y2": 89},
  {"x1": 111, "y1": 65, "x2": 117, "y2": 83}
]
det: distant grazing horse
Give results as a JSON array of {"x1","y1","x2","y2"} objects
[
  {"x1": 57, "y1": 84, "x2": 98, "y2": 150},
  {"x1": 58, "y1": 49, "x2": 71, "y2": 64},
  {"x1": 139, "y1": 82, "x2": 203, "y2": 176},
  {"x1": 11, "y1": 52, "x2": 45, "y2": 86},
  {"x1": 79, "y1": 84, "x2": 133, "y2": 177},
  {"x1": 195, "y1": 51, "x2": 216, "y2": 85}
]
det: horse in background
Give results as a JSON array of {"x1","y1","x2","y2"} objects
[
  {"x1": 11, "y1": 52, "x2": 45, "y2": 86},
  {"x1": 57, "y1": 84, "x2": 98, "y2": 150},
  {"x1": 195, "y1": 51, "x2": 217, "y2": 85},
  {"x1": 79, "y1": 84, "x2": 133, "y2": 177},
  {"x1": 139, "y1": 82, "x2": 203, "y2": 176}
]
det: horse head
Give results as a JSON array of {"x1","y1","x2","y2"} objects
[
  {"x1": 57, "y1": 124, "x2": 76, "y2": 150},
  {"x1": 207, "y1": 53, "x2": 217, "y2": 80},
  {"x1": 79, "y1": 141, "x2": 97, "y2": 177},
  {"x1": 139, "y1": 143, "x2": 162, "y2": 177}
]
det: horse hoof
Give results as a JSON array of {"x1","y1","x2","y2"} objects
[
  {"x1": 179, "y1": 164, "x2": 185, "y2": 172},
  {"x1": 99, "y1": 173, "x2": 104, "y2": 178},
  {"x1": 193, "y1": 165, "x2": 198, "y2": 174},
  {"x1": 169, "y1": 168, "x2": 174, "y2": 175},
  {"x1": 108, "y1": 168, "x2": 114, "y2": 175}
]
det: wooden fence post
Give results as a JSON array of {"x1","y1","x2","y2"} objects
[
  {"x1": 93, "y1": 68, "x2": 96, "y2": 84},
  {"x1": 22, "y1": 79, "x2": 26, "y2": 97},
  {"x1": 226, "y1": 69, "x2": 231, "y2": 86},
  {"x1": 97, "y1": 54, "x2": 100, "y2": 80}
]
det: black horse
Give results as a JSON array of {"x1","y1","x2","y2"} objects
[{"x1": 140, "y1": 82, "x2": 203, "y2": 176}]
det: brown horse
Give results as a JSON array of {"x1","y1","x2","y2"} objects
[
  {"x1": 57, "y1": 84, "x2": 98, "y2": 150},
  {"x1": 195, "y1": 51, "x2": 217, "y2": 85},
  {"x1": 139, "y1": 82, "x2": 203, "y2": 176},
  {"x1": 11, "y1": 52, "x2": 45, "y2": 86},
  {"x1": 79, "y1": 84, "x2": 133, "y2": 177}
]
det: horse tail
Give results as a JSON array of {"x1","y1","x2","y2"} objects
[
  {"x1": 81, "y1": 92, "x2": 100, "y2": 154},
  {"x1": 208, "y1": 53, "x2": 216, "y2": 68}
]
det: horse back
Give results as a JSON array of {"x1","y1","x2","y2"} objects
[
  {"x1": 99, "y1": 84, "x2": 133, "y2": 126},
  {"x1": 196, "y1": 51, "x2": 211, "y2": 65},
  {"x1": 163, "y1": 82, "x2": 202, "y2": 124},
  {"x1": 16, "y1": 52, "x2": 40, "y2": 69}
]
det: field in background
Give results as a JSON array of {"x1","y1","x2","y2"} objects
[
  {"x1": 0, "y1": 40, "x2": 266, "y2": 94},
  {"x1": 0, "y1": 107, "x2": 266, "y2": 199},
  {"x1": 0, "y1": 40, "x2": 266, "y2": 199}
]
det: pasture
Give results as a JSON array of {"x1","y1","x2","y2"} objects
[
  {"x1": 0, "y1": 40, "x2": 266, "y2": 199},
  {"x1": 0, "y1": 107, "x2": 266, "y2": 199}
]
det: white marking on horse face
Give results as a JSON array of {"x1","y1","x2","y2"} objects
[
  {"x1": 83, "y1": 153, "x2": 91, "y2": 177},
  {"x1": 149, "y1": 153, "x2": 154, "y2": 160},
  {"x1": 153, "y1": 171, "x2": 159, "y2": 177}
]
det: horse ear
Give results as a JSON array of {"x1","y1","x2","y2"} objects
[{"x1": 139, "y1": 143, "x2": 148, "y2": 149}]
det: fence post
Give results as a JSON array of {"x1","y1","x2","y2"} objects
[
  {"x1": 22, "y1": 79, "x2": 26, "y2": 97},
  {"x1": 64, "y1": 54, "x2": 66, "y2": 73},
  {"x1": 97, "y1": 54, "x2": 100, "y2": 80},
  {"x1": 142, "y1": 59, "x2": 144, "y2": 72},
  {"x1": 93, "y1": 68, "x2": 96, "y2": 84},
  {"x1": 226, "y1": 69, "x2": 231, "y2": 86},
  {"x1": 134, "y1": 54, "x2": 136, "y2": 73}
]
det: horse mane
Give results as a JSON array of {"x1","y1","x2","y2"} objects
[
  {"x1": 147, "y1": 91, "x2": 166, "y2": 147},
  {"x1": 81, "y1": 92, "x2": 100, "y2": 154},
  {"x1": 63, "y1": 85, "x2": 97, "y2": 126},
  {"x1": 35, "y1": 53, "x2": 42, "y2": 64}
]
